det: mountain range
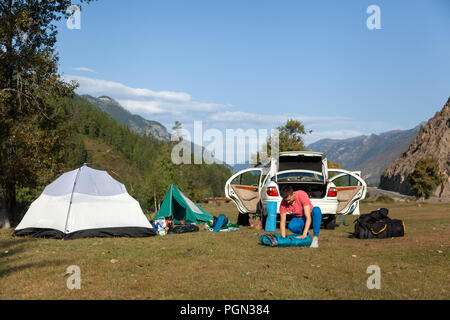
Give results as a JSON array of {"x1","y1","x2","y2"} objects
[
  {"x1": 380, "y1": 98, "x2": 450, "y2": 197},
  {"x1": 82, "y1": 95, "x2": 225, "y2": 166},
  {"x1": 82, "y1": 95, "x2": 170, "y2": 141},
  {"x1": 307, "y1": 125, "x2": 422, "y2": 186}
]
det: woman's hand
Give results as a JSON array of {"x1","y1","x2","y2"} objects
[{"x1": 296, "y1": 234, "x2": 307, "y2": 239}]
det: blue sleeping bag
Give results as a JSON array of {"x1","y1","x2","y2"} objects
[
  {"x1": 212, "y1": 215, "x2": 228, "y2": 232},
  {"x1": 260, "y1": 233, "x2": 312, "y2": 247}
]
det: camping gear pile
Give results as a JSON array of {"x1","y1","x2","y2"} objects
[
  {"x1": 153, "y1": 218, "x2": 172, "y2": 236},
  {"x1": 154, "y1": 218, "x2": 200, "y2": 235},
  {"x1": 204, "y1": 214, "x2": 240, "y2": 232},
  {"x1": 353, "y1": 208, "x2": 406, "y2": 239},
  {"x1": 249, "y1": 214, "x2": 263, "y2": 230}
]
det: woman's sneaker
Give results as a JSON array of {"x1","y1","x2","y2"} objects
[{"x1": 310, "y1": 238, "x2": 319, "y2": 248}]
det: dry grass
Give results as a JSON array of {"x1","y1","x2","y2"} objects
[{"x1": 0, "y1": 201, "x2": 448, "y2": 300}]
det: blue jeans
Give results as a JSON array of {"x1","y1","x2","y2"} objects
[{"x1": 288, "y1": 207, "x2": 322, "y2": 237}]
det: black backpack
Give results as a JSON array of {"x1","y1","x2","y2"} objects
[
  {"x1": 353, "y1": 208, "x2": 405, "y2": 239},
  {"x1": 169, "y1": 224, "x2": 199, "y2": 234}
]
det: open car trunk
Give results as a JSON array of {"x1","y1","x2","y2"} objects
[
  {"x1": 277, "y1": 182, "x2": 327, "y2": 199},
  {"x1": 278, "y1": 152, "x2": 327, "y2": 180}
]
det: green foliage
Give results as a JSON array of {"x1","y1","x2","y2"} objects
[
  {"x1": 408, "y1": 158, "x2": 443, "y2": 199},
  {"x1": 376, "y1": 195, "x2": 395, "y2": 203},
  {"x1": 253, "y1": 119, "x2": 309, "y2": 165},
  {"x1": 327, "y1": 159, "x2": 342, "y2": 169},
  {"x1": 276, "y1": 119, "x2": 307, "y2": 152},
  {"x1": 0, "y1": 0, "x2": 94, "y2": 215},
  {"x1": 264, "y1": 119, "x2": 307, "y2": 155}
]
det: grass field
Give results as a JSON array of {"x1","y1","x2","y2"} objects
[{"x1": 0, "y1": 201, "x2": 448, "y2": 300}]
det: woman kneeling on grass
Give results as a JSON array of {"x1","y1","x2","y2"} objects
[{"x1": 279, "y1": 185, "x2": 322, "y2": 248}]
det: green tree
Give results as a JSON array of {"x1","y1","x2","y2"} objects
[
  {"x1": 408, "y1": 157, "x2": 443, "y2": 199},
  {"x1": 327, "y1": 159, "x2": 342, "y2": 169},
  {"x1": 274, "y1": 119, "x2": 307, "y2": 152},
  {"x1": 173, "y1": 121, "x2": 182, "y2": 131},
  {"x1": 252, "y1": 119, "x2": 308, "y2": 165},
  {"x1": 0, "y1": 0, "x2": 94, "y2": 222}
]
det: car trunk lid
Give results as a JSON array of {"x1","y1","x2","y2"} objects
[{"x1": 277, "y1": 152, "x2": 328, "y2": 180}]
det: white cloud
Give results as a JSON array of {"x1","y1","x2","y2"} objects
[
  {"x1": 117, "y1": 99, "x2": 167, "y2": 114},
  {"x1": 64, "y1": 75, "x2": 191, "y2": 102},
  {"x1": 63, "y1": 75, "x2": 230, "y2": 119},
  {"x1": 73, "y1": 67, "x2": 99, "y2": 74}
]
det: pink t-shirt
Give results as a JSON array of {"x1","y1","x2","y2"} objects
[{"x1": 279, "y1": 190, "x2": 313, "y2": 218}]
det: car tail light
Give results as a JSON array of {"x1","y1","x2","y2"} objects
[
  {"x1": 266, "y1": 187, "x2": 279, "y2": 197},
  {"x1": 328, "y1": 187, "x2": 337, "y2": 197}
]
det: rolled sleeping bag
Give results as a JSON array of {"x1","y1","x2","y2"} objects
[{"x1": 260, "y1": 233, "x2": 312, "y2": 247}]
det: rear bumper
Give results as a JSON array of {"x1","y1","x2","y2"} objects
[{"x1": 261, "y1": 198, "x2": 338, "y2": 216}]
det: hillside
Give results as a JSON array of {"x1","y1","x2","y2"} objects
[
  {"x1": 307, "y1": 125, "x2": 421, "y2": 185},
  {"x1": 379, "y1": 98, "x2": 450, "y2": 197},
  {"x1": 82, "y1": 95, "x2": 170, "y2": 141}
]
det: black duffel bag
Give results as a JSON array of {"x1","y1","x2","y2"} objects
[
  {"x1": 168, "y1": 224, "x2": 200, "y2": 234},
  {"x1": 353, "y1": 208, "x2": 405, "y2": 239}
]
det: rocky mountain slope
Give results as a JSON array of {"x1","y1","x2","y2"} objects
[
  {"x1": 82, "y1": 95, "x2": 170, "y2": 141},
  {"x1": 379, "y1": 98, "x2": 450, "y2": 197},
  {"x1": 307, "y1": 126, "x2": 421, "y2": 185}
]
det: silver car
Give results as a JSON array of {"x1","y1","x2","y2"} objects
[{"x1": 225, "y1": 151, "x2": 367, "y2": 229}]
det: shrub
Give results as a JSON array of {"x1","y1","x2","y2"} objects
[
  {"x1": 376, "y1": 195, "x2": 395, "y2": 203},
  {"x1": 408, "y1": 158, "x2": 443, "y2": 199}
]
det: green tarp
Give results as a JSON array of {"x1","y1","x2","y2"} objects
[{"x1": 154, "y1": 184, "x2": 213, "y2": 224}]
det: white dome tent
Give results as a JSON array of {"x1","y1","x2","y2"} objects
[{"x1": 14, "y1": 165, "x2": 155, "y2": 239}]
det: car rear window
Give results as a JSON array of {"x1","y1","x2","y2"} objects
[{"x1": 273, "y1": 172, "x2": 324, "y2": 183}]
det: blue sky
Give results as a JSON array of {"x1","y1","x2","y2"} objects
[{"x1": 56, "y1": 0, "x2": 450, "y2": 161}]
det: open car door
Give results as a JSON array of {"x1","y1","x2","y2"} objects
[
  {"x1": 225, "y1": 168, "x2": 263, "y2": 214},
  {"x1": 328, "y1": 169, "x2": 367, "y2": 215}
]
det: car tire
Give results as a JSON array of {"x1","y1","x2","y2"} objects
[{"x1": 324, "y1": 214, "x2": 336, "y2": 230}]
